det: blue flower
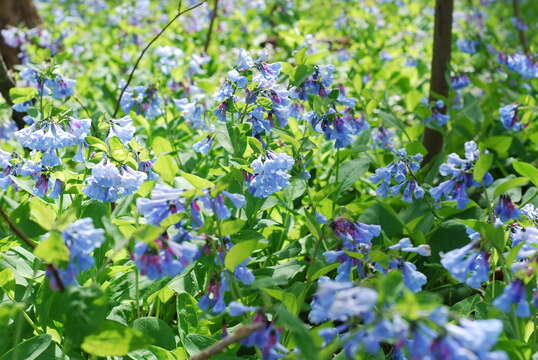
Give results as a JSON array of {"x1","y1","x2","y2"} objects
[
  {"x1": 370, "y1": 149, "x2": 424, "y2": 202},
  {"x1": 247, "y1": 151, "x2": 294, "y2": 198},
  {"x1": 228, "y1": 69, "x2": 247, "y2": 88},
  {"x1": 108, "y1": 116, "x2": 135, "y2": 144},
  {"x1": 154, "y1": 45, "x2": 182, "y2": 74},
  {"x1": 389, "y1": 238, "x2": 431, "y2": 256},
  {"x1": 48, "y1": 218, "x2": 105, "y2": 288},
  {"x1": 372, "y1": 127, "x2": 395, "y2": 149},
  {"x1": 498, "y1": 52, "x2": 538, "y2": 78},
  {"x1": 495, "y1": 195, "x2": 521, "y2": 222},
  {"x1": 45, "y1": 75, "x2": 76, "y2": 100},
  {"x1": 120, "y1": 85, "x2": 163, "y2": 119},
  {"x1": 234, "y1": 259, "x2": 255, "y2": 284},
  {"x1": 456, "y1": 39, "x2": 479, "y2": 54},
  {"x1": 193, "y1": 136, "x2": 214, "y2": 154},
  {"x1": 320, "y1": 110, "x2": 369, "y2": 148},
  {"x1": 309, "y1": 277, "x2": 377, "y2": 323},
  {"x1": 222, "y1": 191, "x2": 246, "y2": 209},
  {"x1": 499, "y1": 104, "x2": 522, "y2": 131},
  {"x1": 331, "y1": 217, "x2": 381, "y2": 251},
  {"x1": 451, "y1": 74, "x2": 470, "y2": 90},
  {"x1": 136, "y1": 183, "x2": 185, "y2": 226},
  {"x1": 228, "y1": 301, "x2": 257, "y2": 316},
  {"x1": 236, "y1": 48, "x2": 254, "y2": 71},
  {"x1": 198, "y1": 273, "x2": 228, "y2": 314},
  {"x1": 440, "y1": 240, "x2": 489, "y2": 289},
  {"x1": 493, "y1": 279, "x2": 530, "y2": 317},
  {"x1": 430, "y1": 141, "x2": 493, "y2": 209}
]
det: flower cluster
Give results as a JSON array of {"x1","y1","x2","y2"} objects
[
  {"x1": 440, "y1": 239, "x2": 489, "y2": 289},
  {"x1": 499, "y1": 104, "x2": 523, "y2": 131},
  {"x1": 134, "y1": 231, "x2": 198, "y2": 280},
  {"x1": 136, "y1": 183, "x2": 186, "y2": 226},
  {"x1": 190, "y1": 190, "x2": 246, "y2": 227},
  {"x1": 120, "y1": 85, "x2": 164, "y2": 119},
  {"x1": 48, "y1": 218, "x2": 105, "y2": 289},
  {"x1": 82, "y1": 160, "x2": 147, "y2": 202},
  {"x1": 430, "y1": 141, "x2": 493, "y2": 209},
  {"x1": 246, "y1": 151, "x2": 294, "y2": 198},
  {"x1": 424, "y1": 100, "x2": 450, "y2": 126},
  {"x1": 370, "y1": 149, "x2": 424, "y2": 202},
  {"x1": 498, "y1": 52, "x2": 538, "y2": 78}
]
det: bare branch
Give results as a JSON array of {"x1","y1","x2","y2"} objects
[
  {"x1": 112, "y1": 0, "x2": 208, "y2": 118},
  {"x1": 511, "y1": 0, "x2": 530, "y2": 55},
  {"x1": 204, "y1": 0, "x2": 219, "y2": 52},
  {"x1": 189, "y1": 322, "x2": 264, "y2": 360}
]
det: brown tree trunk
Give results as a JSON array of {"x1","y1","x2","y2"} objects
[
  {"x1": 0, "y1": 0, "x2": 42, "y2": 69},
  {"x1": 423, "y1": 0, "x2": 454, "y2": 164}
]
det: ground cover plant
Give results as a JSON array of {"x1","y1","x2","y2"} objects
[{"x1": 0, "y1": 0, "x2": 537, "y2": 359}]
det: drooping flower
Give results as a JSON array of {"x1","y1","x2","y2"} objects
[
  {"x1": 372, "y1": 127, "x2": 395, "y2": 149},
  {"x1": 430, "y1": 141, "x2": 493, "y2": 209},
  {"x1": 240, "y1": 314, "x2": 288, "y2": 360},
  {"x1": 370, "y1": 149, "x2": 424, "y2": 202},
  {"x1": 499, "y1": 52, "x2": 538, "y2": 78},
  {"x1": 493, "y1": 279, "x2": 530, "y2": 317},
  {"x1": 495, "y1": 195, "x2": 521, "y2": 222},
  {"x1": 440, "y1": 240, "x2": 489, "y2": 289},
  {"x1": 228, "y1": 301, "x2": 257, "y2": 316},
  {"x1": 108, "y1": 116, "x2": 135, "y2": 144},
  {"x1": 154, "y1": 45, "x2": 183, "y2": 74},
  {"x1": 456, "y1": 39, "x2": 479, "y2": 54},
  {"x1": 451, "y1": 74, "x2": 470, "y2": 90},
  {"x1": 309, "y1": 277, "x2": 378, "y2": 323},
  {"x1": 499, "y1": 104, "x2": 523, "y2": 131},
  {"x1": 193, "y1": 136, "x2": 214, "y2": 154},
  {"x1": 388, "y1": 238, "x2": 431, "y2": 256},
  {"x1": 246, "y1": 151, "x2": 294, "y2": 198},
  {"x1": 48, "y1": 218, "x2": 105, "y2": 289},
  {"x1": 198, "y1": 272, "x2": 229, "y2": 314},
  {"x1": 136, "y1": 183, "x2": 185, "y2": 226}
]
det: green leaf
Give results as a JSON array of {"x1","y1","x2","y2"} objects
[
  {"x1": 154, "y1": 155, "x2": 179, "y2": 183},
  {"x1": 109, "y1": 136, "x2": 129, "y2": 162},
  {"x1": 476, "y1": 222, "x2": 505, "y2": 251},
  {"x1": 132, "y1": 317, "x2": 176, "y2": 350},
  {"x1": 483, "y1": 136, "x2": 512, "y2": 157},
  {"x1": 184, "y1": 334, "x2": 216, "y2": 356},
  {"x1": 473, "y1": 152, "x2": 493, "y2": 183},
  {"x1": 294, "y1": 47, "x2": 308, "y2": 65},
  {"x1": 493, "y1": 177, "x2": 528, "y2": 198},
  {"x1": 220, "y1": 219, "x2": 246, "y2": 236},
  {"x1": 180, "y1": 171, "x2": 214, "y2": 189},
  {"x1": 29, "y1": 197, "x2": 55, "y2": 230},
  {"x1": 9, "y1": 87, "x2": 38, "y2": 104},
  {"x1": 82, "y1": 320, "x2": 151, "y2": 356},
  {"x1": 513, "y1": 161, "x2": 538, "y2": 187},
  {"x1": 0, "y1": 334, "x2": 51, "y2": 360},
  {"x1": 337, "y1": 156, "x2": 370, "y2": 190},
  {"x1": 224, "y1": 239, "x2": 259, "y2": 271},
  {"x1": 86, "y1": 136, "x2": 109, "y2": 153},
  {"x1": 152, "y1": 136, "x2": 174, "y2": 154},
  {"x1": 34, "y1": 232, "x2": 69, "y2": 267},
  {"x1": 247, "y1": 136, "x2": 264, "y2": 154}
]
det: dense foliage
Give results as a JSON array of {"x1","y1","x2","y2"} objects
[{"x1": 0, "y1": 0, "x2": 537, "y2": 359}]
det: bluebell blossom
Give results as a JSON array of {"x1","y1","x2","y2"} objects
[
  {"x1": 424, "y1": 101, "x2": 450, "y2": 126},
  {"x1": 456, "y1": 39, "x2": 478, "y2": 54},
  {"x1": 236, "y1": 48, "x2": 254, "y2": 71},
  {"x1": 370, "y1": 149, "x2": 424, "y2": 202},
  {"x1": 138, "y1": 159, "x2": 159, "y2": 180},
  {"x1": 198, "y1": 272, "x2": 229, "y2": 314},
  {"x1": 228, "y1": 69, "x2": 247, "y2": 88},
  {"x1": 246, "y1": 151, "x2": 294, "y2": 198},
  {"x1": 430, "y1": 141, "x2": 493, "y2": 209},
  {"x1": 249, "y1": 106, "x2": 272, "y2": 135},
  {"x1": 174, "y1": 98, "x2": 206, "y2": 129},
  {"x1": 240, "y1": 314, "x2": 288, "y2": 360},
  {"x1": 69, "y1": 117, "x2": 91, "y2": 162},
  {"x1": 256, "y1": 61, "x2": 281, "y2": 82},
  {"x1": 154, "y1": 45, "x2": 182, "y2": 74},
  {"x1": 228, "y1": 301, "x2": 257, "y2": 316},
  {"x1": 83, "y1": 160, "x2": 147, "y2": 202},
  {"x1": 48, "y1": 218, "x2": 105, "y2": 289},
  {"x1": 120, "y1": 85, "x2": 163, "y2": 119},
  {"x1": 45, "y1": 75, "x2": 76, "y2": 100},
  {"x1": 309, "y1": 277, "x2": 378, "y2": 323},
  {"x1": 401, "y1": 261, "x2": 427, "y2": 293},
  {"x1": 136, "y1": 183, "x2": 185, "y2": 226},
  {"x1": 134, "y1": 232, "x2": 198, "y2": 281},
  {"x1": 222, "y1": 191, "x2": 246, "y2": 208},
  {"x1": 388, "y1": 238, "x2": 431, "y2": 256},
  {"x1": 234, "y1": 258, "x2": 255, "y2": 285},
  {"x1": 372, "y1": 127, "x2": 395, "y2": 149},
  {"x1": 193, "y1": 136, "x2": 214, "y2": 154},
  {"x1": 108, "y1": 116, "x2": 135, "y2": 144},
  {"x1": 498, "y1": 52, "x2": 538, "y2": 78},
  {"x1": 214, "y1": 81, "x2": 234, "y2": 103},
  {"x1": 511, "y1": 17, "x2": 528, "y2": 31},
  {"x1": 444, "y1": 319, "x2": 507, "y2": 359},
  {"x1": 495, "y1": 195, "x2": 521, "y2": 222},
  {"x1": 320, "y1": 110, "x2": 369, "y2": 148},
  {"x1": 331, "y1": 217, "x2": 381, "y2": 250},
  {"x1": 188, "y1": 53, "x2": 210, "y2": 75},
  {"x1": 15, "y1": 122, "x2": 74, "y2": 152},
  {"x1": 451, "y1": 74, "x2": 470, "y2": 90},
  {"x1": 493, "y1": 279, "x2": 530, "y2": 317},
  {"x1": 440, "y1": 240, "x2": 489, "y2": 289},
  {"x1": 510, "y1": 226, "x2": 538, "y2": 272},
  {"x1": 499, "y1": 104, "x2": 522, "y2": 131}
]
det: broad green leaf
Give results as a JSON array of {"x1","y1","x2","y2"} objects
[
  {"x1": 493, "y1": 177, "x2": 528, "y2": 198},
  {"x1": 132, "y1": 317, "x2": 176, "y2": 350},
  {"x1": 220, "y1": 219, "x2": 246, "y2": 236},
  {"x1": 81, "y1": 320, "x2": 150, "y2": 356},
  {"x1": 225, "y1": 239, "x2": 259, "y2": 271},
  {"x1": 86, "y1": 136, "x2": 109, "y2": 153},
  {"x1": 0, "y1": 334, "x2": 51, "y2": 360},
  {"x1": 9, "y1": 87, "x2": 38, "y2": 104},
  {"x1": 154, "y1": 155, "x2": 179, "y2": 183},
  {"x1": 180, "y1": 171, "x2": 214, "y2": 189},
  {"x1": 152, "y1": 136, "x2": 174, "y2": 154},
  {"x1": 473, "y1": 152, "x2": 493, "y2": 183},
  {"x1": 109, "y1": 136, "x2": 129, "y2": 162},
  {"x1": 275, "y1": 306, "x2": 320, "y2": 360},
  {"x1": 513, "y1": 161, "x2": 538, "y2": 187},
  {"x1": 483, "y1": 136, "x2": 512, "y2": 157},
  {"x1": 29, "y1": 197, "x2": 55, "y2": 230},
  {"x1": 34, "y1": 232, "x2": 69, "y2": 266}
]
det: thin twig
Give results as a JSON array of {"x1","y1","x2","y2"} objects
[
  {"x1": 0, "y1": 56, "x2": 26, "y2": 130},
  {"x1": 0, "y1": 205, "x2": 65, "y2": 291},
  {"x1": 511, "y1": 0, "x2": 530, "y2": 55},
  {"x1": 204, "y1": 0, "x2": 219, "y2": 52},
  {"x1": 189, "y1": 322, "x2": 264, "y2": 360},
  {"x1": 112, "y1": 0, "x2": 207, "y2": 118}
]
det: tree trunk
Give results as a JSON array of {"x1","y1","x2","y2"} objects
[
  {"x1": 0, "y1": 0, "x2": 42, "y2": 69},
  {"x1": 423, "y1": 0, "x2": 454, "y2": 164}
]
